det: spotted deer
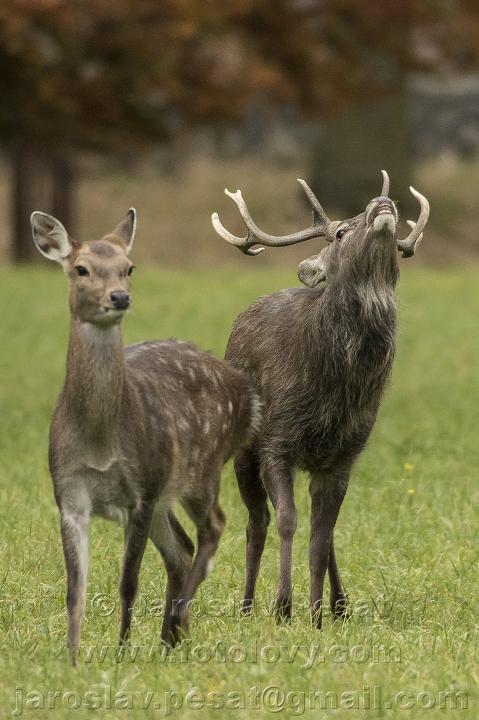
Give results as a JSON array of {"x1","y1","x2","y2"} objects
[
  {"x1": 31, "y1": 209, "x2": 261, "y2": 659},
  {"x1": 212, "y1": 171, "x2": 429, "y2": 627}
]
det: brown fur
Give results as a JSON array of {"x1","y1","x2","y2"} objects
[{"x1": 31, "y1": 209, "x2": 261, "y2": 658}]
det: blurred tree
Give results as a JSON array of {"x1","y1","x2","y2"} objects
[
  {"x1": 0, "y1": 0, "x2": 478, "y2": 259},
  {"x1": 305, "y1": 1, "x2": 479, "y2": 213}
]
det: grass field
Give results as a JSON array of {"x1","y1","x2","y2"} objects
[{"x1": 0, "y1": 265, "x2": 478, "y2": 718}]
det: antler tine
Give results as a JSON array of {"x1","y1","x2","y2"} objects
[
  {"x1": 406, "y1": 220, "x2": 424, "y2": 250},
  {"x1": 381, "y1": 170, "x2": 390, "y2": 197},
  {"x1": 211, "y1": 183, "x2": 332, "y2": 255},
  {"x1": 397, "y1": 187, "x2": 430, "y2": 258},
  {"x1": 296, "y1": 178, "x2": 330, "y2": 228},
  {"x1": 211, "y1": 191, "x2": 264, "y2": 256}
]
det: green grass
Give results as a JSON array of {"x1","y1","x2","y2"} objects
[{"x1": 0, "y1": 265, "x2": 477, "y2": 718}]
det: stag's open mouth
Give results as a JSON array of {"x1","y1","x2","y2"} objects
[{"x1": 367, "y1": 198, "x2": 398, "y2": 236}]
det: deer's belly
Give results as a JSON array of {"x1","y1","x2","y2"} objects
[{"x1": 292, "y1": 413, "x2": 377, "y2": 472}]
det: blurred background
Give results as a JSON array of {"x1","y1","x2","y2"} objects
[{"x1": 1, "y1": 0, "x2": 479, "y2": 268}]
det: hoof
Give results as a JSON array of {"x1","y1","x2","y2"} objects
[
  {"x1": 160, "y1": 624, "x2": 179, "y2": 648},
  {"x1": 331, "y1": 596, "x2": 350, "y2": 621},
  {"x1": 164, "y1": 618, "x2": 181, "y2": 647},
  {"x1": 167, "y1": 611, "x2": 189, "y2": 646},
  {"x1": 240, "y1": 598, "x2": 254, "y2": 616},
  {"x1": 274, "y1": 596, "x2": 292, "y2": 623},
  {"x1": 69, "y1": 648, "x2": 78, "y2": 667},
  {"x1": 311, "y1": 601, "x2": 323, "y2": 629}
]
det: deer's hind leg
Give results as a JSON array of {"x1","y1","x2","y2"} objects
[
  {"x1": 235, "y1": 447, "x2": 271, "y2": 614},
  {"x1": 149, "y1": 506, "x2": 194, "y2": 645},
  {"x1": 172, "y1": 479, "x2": 226, "y2": 640},
  {"x1": 260, "y1": 455, "x2": 296, "y2": 622}
]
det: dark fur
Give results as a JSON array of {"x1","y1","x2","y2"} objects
[{"x1": 225, "y1": 197, "x2": 400, "y2": 625}]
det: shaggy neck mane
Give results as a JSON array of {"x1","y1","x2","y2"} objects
[{"x1": 309, "y1": 250, "x2": 398, "y2": 375}]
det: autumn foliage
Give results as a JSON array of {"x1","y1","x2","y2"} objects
[{"x1": 0, "y1": 1, "x2": 478, "y2": 258}]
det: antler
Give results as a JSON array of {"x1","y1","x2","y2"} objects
[
  {"x1": 211, "y1": 180, "x2": 331, "y2": 256},
  {"x1": 380, "y1": 170, "x2": 390, "y2": 197},
  {"x1": 397, "y1": 187, "x2": 430, "y2": 258}
]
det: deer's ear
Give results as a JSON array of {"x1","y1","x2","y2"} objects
[
  {"x1": 297, "y1": 249, "x2": 329, "y2": 288},
  {"x1": 113, "y1": 208, "x2": 136, "y2": 255},
  {"x1": 298, "y1": 253, "x2": 326, "y2": 288},
  {"x1": 30, "y1": 212, "x2": 72, "y2": 266}
]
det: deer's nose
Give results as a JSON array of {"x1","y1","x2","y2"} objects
[{"x1": 110, "y1": 291, "x2": 130, "y2": 310}]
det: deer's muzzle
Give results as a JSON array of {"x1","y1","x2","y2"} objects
[{"x1": 367, "y1": 198, "x2": 398, "y2": 236}]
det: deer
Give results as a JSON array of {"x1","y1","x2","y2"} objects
[
  {"x1": 211, "y1": 171, "x2": 429, "y2": 627},
  {"x1": 30, "y1": 209, "x2": 261, "y2": 659}
]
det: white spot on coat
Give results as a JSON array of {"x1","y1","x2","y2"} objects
[{"x1": 177, "y1": 418, "x2": 189, "y2": 432}]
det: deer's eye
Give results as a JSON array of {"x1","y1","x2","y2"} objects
[
  {"x1": 127, "y1": 266, "x2": 134, "y2": 276},
  {"x1": 336, "y1": 226, "x2": 348, "y2": 240},
  {"x1": 75, "y1": 265, "x2": 89, "y2": 277}
]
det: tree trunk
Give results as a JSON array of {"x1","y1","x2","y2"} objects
[
  {"x1": 11, "y1": 144, "x2": 42, "y2": 262},
  {"x1": 51, "y1": 154, "x2": 75, "y2": 237},
  {"x1": 11, "y1": 146, "x2": 76, "y2": 262}
]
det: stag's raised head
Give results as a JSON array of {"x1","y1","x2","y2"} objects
[
  {"x1": 211, "y1": 171, "x2": 429, "y2": 288},
  {"x1": 31, "y1": 210, "x2": 136, "y2": 325}
]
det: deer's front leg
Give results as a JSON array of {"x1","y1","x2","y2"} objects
[
  {"x1": 261, "y1": 456, "x2": 296, "y2": 622},
  {"x1": 328, "y1": 537, "x2": 349, "y2": 619},
  {"x1": 309, "y1": 471, "x2": 349, "y2": 628},
  {"x1": 119, "y1": 505, "x2": 153, "y2": 644},
  {"x1": 60, "y1": 508, "x2": 90, "y2": 662}
]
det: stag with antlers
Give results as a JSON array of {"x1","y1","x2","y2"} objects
[{"x1": 212, "y1": 172, "x2": 429, "y2": 626}]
